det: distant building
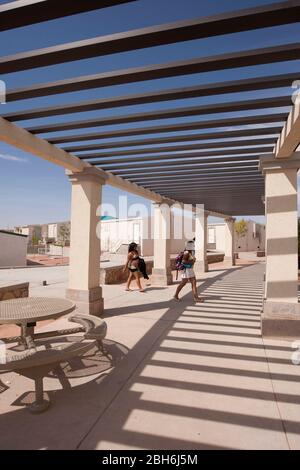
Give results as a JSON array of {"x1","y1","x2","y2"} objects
[
  {"x1": 41, "y1": 224, "x2": 49, "y2": 242},
  {"x1": 101, "y1": 217, "x2": 265, "y2": 256},
  {"x1": 14, "y1": 224, "x2": 42, "y2": 244},
  {"x1": 100, "y1": 214, "x2": 194, "y2": 256},
  {"x1": 12, "y1": 217, "x2": 264, "y2": 259},
  {"x1": 0, "y1": 230, "x2": 28, "y2": 267},
  {"x1": 208, "y1": 220, "x2": 265, "y2": 253},
  {"x1": 47, "y1": 221, "x2": 70, "y2": 244},
  {"x1": 15, "y1": 221, "x2": 70, "y2": 245}
]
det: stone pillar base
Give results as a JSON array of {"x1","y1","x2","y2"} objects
[
  {"x1": 194, "y1": 260, "x2": 208, "y2": 277},
  {"x1": 151, "y1": 268, "x2": 173, "y2": 286},
  {"x1": 66, "y1": 286, "x2": 104, "y2": 317},
  {"x1": 261, "y1": 301, "x2": 300, "y2": 337},
  {"x1": 223, "y1": 256, "x2": 236, "y2": 268}
]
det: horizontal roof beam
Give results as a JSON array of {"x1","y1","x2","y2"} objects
[
  {"x1": 4, "y1": 72, "x2": 298, "y2": 119},
  {"x1": 181, "y1": 198, "x2": 263, "y2": 206},
  {"x1": 184, "y1": 196, "x2": 263, "y2": 202},
  {"x1": 181, "y1": 205, "x2": 264, "y2": 215},
  {"x1": 0, "y1": 117, "x2": 169, "y2": 203},
  {"x1": 139, "y1": 184, "x2": 263, "y2": 194},
  {"x1": 63, "y1": 127, "x2": 281, "y2": 153},
  {"x1": 26, "y1": 96, "x2": 291, "y2": 134},
  {"x1": 89, "y1": 148, "x2": 272, "y2": 166},
  {"x1": 12, "y1": 43, "x2": 300, "y2": 101},
  {"x1": 160, "y1": 189, "x2": 264, "y2": 196},
  {"x1": 176, "y1": 194, "x2": 263, "y2": 202},
  {"x1": 203, "y1": 209, "x2": 230, "y2": 219},
  {"x1": 188, "y1": 194, "x2": 263, "y2": 200},
  {"x1": 0, "y1": 116, "x2": 86, "y2": 172},
  {"x1": 159, "y1": 183, "x2": 263, "y2": 191},
  {"x1": 172, "y1": 187, "x2": 264, "y2": 195},
  {"x1": 77, "y1": 138, "x2": 275, "y2": 159},
  {"x1": 48, "y1": 113, "x2": 288, "y2": 144},
  {"x1": 181, "y1": 203, "x2": 263, "y2": 210},
  {"x1": 149, "y1": 179, "x2": 264, "y2": 187},
  {"x1": 109, "y1": 161, "x2": 259, "y2": 176},
  {"x1": 128, "y1": 172, "x2": 262, "y2": 184},
  {"x1": 7, "y1": 71, "x2": 300, "y2": 106},
  {"x1": 104, "y1": 172, "x2": 167, "y2": 203},
  {"x1": 100, "y1": 154, "x2": 261, "y2": 171},
  {"x1": 6, "y1": 71, "x2": 300, "y2": 107},
  {"x1": 167, "y1": 198, "x2": 262, "y2": 205},
  {"x1": 122, "y1": 168, "x2": 260, "y2": 179},
  {"x1": 162, "y1": 192, "x2": 263, "y2": 199},
  {"x1": 146, "y1": 177, "x2": 264, "y2": 191},
  {"x1": 149, "y1": 183, "x2": 264, "y2": 191},
  {"x1": 146, "y1": 183, "x2": 264, "y2": 191},
  {"x1": 0, "y1": 0, "x2": 134, "y2": 32},
  {"x1": 132, "y1": 175, "x2": 263, "y2": 185},
  {"x1": 2, "y1": 2, "x2": 300, "y2": 74},
  {"x1": 114, "y1": 172, "x2": 261, "y2": 182},
  {"x1": 155, "y1": 196, "x2": 264, "y2": 211}
]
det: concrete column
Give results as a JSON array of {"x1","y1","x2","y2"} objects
[
  {"x1": 194, "y1": 207, "x2": 208, "y2": 276},
  {"x1": 224, "y1": 217, "x2": 236, "y2": 267},
  {"x1": 151, "y1": 201, "x2": 173, "y2": 286},
  {"x1": 260, "y1": 153, "x2": 300, "y2": 336},
  {"x1": 66, "y1": 167, "x2": 106, "y2": 316}
]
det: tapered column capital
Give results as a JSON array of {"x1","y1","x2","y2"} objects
[
  {"x1": 193, "y1": 206, "x2": 209, "y2": 218},
  {"x1": 225, "y1": 217, "x2": 236, "y2": 223},
  {"x1": 66, "y1": 166, "x2": 107, "y2": 185},
  {"x1": 259, "y1": 152, "x2": 300, "y2": 173},
  {"x1": 152, "y1": 198, "x2": 174, "y2": 208}
]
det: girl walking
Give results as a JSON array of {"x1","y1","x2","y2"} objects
[
  {"x1": 174, "y1": 249, "x2": 204, "y2": 302},
  {"x1": 123, "y1": 242, "x2": 145, "y2": 292}
]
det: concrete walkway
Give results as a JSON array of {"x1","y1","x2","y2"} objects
[{"x1": 1, "y1": 262, "x2": 300, "y2": 449}]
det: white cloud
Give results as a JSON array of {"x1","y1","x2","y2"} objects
[{"x1": 0, "y1": 153, "x2": 27, "y2": 163}]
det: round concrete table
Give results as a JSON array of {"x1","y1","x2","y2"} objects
[{"x1": 0, "y1": 297, "x2": 75, "y2": 348}]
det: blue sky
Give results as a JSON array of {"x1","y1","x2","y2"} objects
[{"x1": 0, "y1": 0, "x2": 299, "y2": 228}]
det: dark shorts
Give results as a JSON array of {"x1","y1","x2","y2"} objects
[{"x1": 129, "y1": 267, "x2": 139, "y2": 273}]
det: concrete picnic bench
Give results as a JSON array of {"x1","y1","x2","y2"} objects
[{"x1": 0, "y1": 297, "x2": 108, "y2": 413}]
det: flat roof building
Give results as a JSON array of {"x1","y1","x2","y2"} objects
[{"x1": 0, "y1": 230, "x2": 28, "y2": 267}]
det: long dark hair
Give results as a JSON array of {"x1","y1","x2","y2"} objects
[{"x1": 128, "y1": 242, "x2": 138, "y2": 253}]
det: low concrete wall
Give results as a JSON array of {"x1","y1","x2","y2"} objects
[
  {"x1": 257, "y1": 250, "x2": 266, "y2": 257},
  {"x1": 0, "y1": 282, "x2": 29, "y2": 301},
  {"x1": 207, "y1": 252, "x2": 224, "y2": 264},
  {"x1": 48, "y1": 245, "x2": 70, "y2": 257},
  {"x1": 100, "y1": 261, "x2": 154, "y2": 285},
  {"x1": 100, "y1": 252, "x2": 224, "y2": 285}
]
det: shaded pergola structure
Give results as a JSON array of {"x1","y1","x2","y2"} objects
[{"x1": 1, "y1": 0, "x2": 300, "y2": 336}]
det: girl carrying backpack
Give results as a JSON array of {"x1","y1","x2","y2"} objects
[{"x1": 173, "y1": 248, "x2": 204, "y2": 303}]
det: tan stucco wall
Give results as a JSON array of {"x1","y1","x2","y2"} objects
[
  {"x1": 215, "y1": 224, "x2": 226, "y2": 252},
  {"x1": 0, "y1": 232, "x2": 27, "y2": 267},
  {"x1": 208, "y1": 220, "x2": 265, "y2": 253},
  {"x1": 234, "y1": 220, "x2": 266, "y2": 252}
]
